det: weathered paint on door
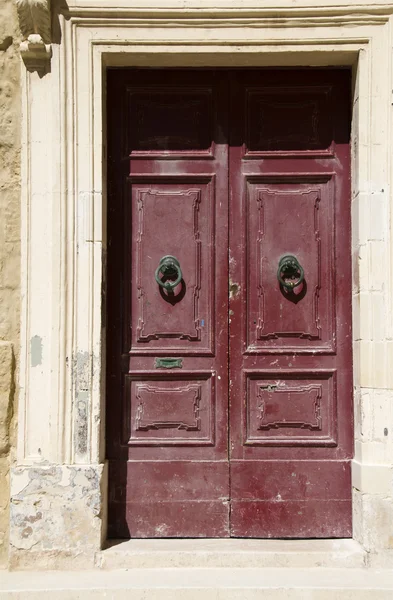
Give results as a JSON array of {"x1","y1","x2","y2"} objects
[
  {"x1": 106, "y1": 69, "x2": 353, "y2": 538},
  {"x1": 106, "y1": 71, "x2": 230, "y2": 537},
  {"x1": 228, "y1": 70, "x2": 353, "y2": 537}
]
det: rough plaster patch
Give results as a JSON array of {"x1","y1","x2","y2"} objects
[
  {"x1": 30, "y1": 336, "x2": 42, "y2": 367},
  {"x1": 10, "y1": 464, "x2": 106, "y2": 559}
]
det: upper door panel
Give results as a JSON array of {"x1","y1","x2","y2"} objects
[
  {"x1": 244, "y1": 84, "x2": 335, "y2": 157},
  {"x1": 126, "y1": 86, "x2": 214, "y2": 158},
  {"x1": 246, "y1": 175, "x2": 336, "y2": 353},
  {"x1": 129, "y1": 176, "x2": 216, "y2": 355}
]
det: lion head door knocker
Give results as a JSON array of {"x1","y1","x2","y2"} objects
[{"x1": 277, "y1": 255, "x2": 305, "y2": 295}]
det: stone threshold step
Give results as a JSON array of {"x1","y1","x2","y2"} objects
[
  {"x1": 1, "y1": 567, "x2": 393, "y2": 599},
  {"x1": 96, "y1": 538, "x2": 366, "y2": 569}
]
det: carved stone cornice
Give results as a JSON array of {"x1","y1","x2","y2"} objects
[
  {"x1": 15, "y1": 0, "x2": 52, "y2": 74},
  {"x1": 65, "y1": 0, "x2": 393, "y2": 20}
]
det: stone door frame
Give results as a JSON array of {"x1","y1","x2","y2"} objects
[{"x1": 10, "y1": 1, "x2": 393, "y2": 568}]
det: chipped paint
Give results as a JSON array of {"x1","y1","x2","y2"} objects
[
  {"x1": 30, "y1": 335, "x2": 42, "y2": 367},
  {"x1": 75, "y1": 391, "x2": 89, "y2": 456},
  {"x1": 73, "y1": 352, "x2": 91, "y2": 458},
  {"x1": 229, "y1": 279, "x2": 241, "y2": 300}
]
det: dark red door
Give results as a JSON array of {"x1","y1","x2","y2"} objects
[
  {"x1": 106, "y1": 68, "x2": 353, "y2": 538},
  {"x1": 228, "y1": 70, "x2": 353, "y2": 537},
  {"x1": 106, "y1": 70, "x2": 230, "y2": 537}
]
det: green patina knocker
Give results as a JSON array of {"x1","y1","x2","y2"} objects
[
  {"x1": 155, "y1": 255, "x2": 182, "y2": 291},
  {"x1": 277, "y1": 255, "x2": 304, "y2": 290}
]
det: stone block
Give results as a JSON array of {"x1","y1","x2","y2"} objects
[
  {"x1": 372, "y1": 390, "x2": 393, "y2": 443},
  {"x1": 9, "y1": 463, "x2": 107, "y2": 569},
  {"x1": 368, "y1": 194, "x2": 388, "y2": 242},
  {"x1": 371, "y1": 292, "x2": 385, "y2": 341},
  {"x1": 353, "y1": 490, "x2": 393, "y2": 553}
]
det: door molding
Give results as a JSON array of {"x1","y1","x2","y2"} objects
[{"x1": 11, "y1": 2, "x2": 393, "y2": 567}]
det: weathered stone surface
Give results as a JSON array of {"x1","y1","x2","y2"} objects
[
  {"x1": 2, "y1": 566, "x2": 393, "y2": 599},
  {"x1": 0, "y1": 342, "x2": 13, "y2": 454},
  {"x1": 97, "y1": 539, "x2": 366, "y2": 570},
  {"x1": 353, "y1": 490, "x2": 393, "y2": 552},
  {"x1": 0, "y1": 0, "x2": 20, "y2": 569},
  {"x1": 9, "y1": 464, "x2": 107, "y2": 569}
]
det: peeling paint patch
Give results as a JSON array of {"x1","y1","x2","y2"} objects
[
  {"x1": 73, "y1": 351, "x2": 91, "y2": 457},
  {"x1": 30, "y1": 336, "x2": 42, "y2": 367},
  {"x1": 10, "y1": 464, "x2": 106, "y2": 558},
  {"x1": 75, "y1": 391, "x2": 89, "y2": 456},
  {"x1": 21, "y1": 526, "x2": 32, "y2": 538}
]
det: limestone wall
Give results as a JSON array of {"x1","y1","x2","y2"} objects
[
  {"x1": 0, "y1": 0, "x2": 20, "y2": 568},
  {"x1": 2, "y1": 0, "x2": 393, "y2": 571}
]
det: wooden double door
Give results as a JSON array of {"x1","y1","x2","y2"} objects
[{"x1": 106, "y1": 68, "x2": 353, "y2": 538}]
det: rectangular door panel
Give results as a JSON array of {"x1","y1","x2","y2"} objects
[
  {"x1": 244, "y1": 85, "x2": 334, "y2": 156},
  {"x1": 129, "y1": 177, "x2": 215, "y2": 354},
  {"x1": 124, "y1": 373, "x2": 215, "y2": 446},
  {"x1": 246, "y1": 176, "x2": 335, "y2": 353},
  {"x1": 244, "y1": 370, "x2": 337, "y2": 447},
  {"x1": 126, "y1": 86, "x2": 214, "y2": 158}
]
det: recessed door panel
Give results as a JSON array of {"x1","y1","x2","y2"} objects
[
  {"x1": 124, "y1": 373, "x2": 215, "y2": 446},
  {"x1": 126, "y1": 86, "x2": 214, "y2": 157},
  {"x1": 130, "y1": 177, "x2": 215, "y2": 353},
  {"x1": 246, "y1": 177, "x2": 335, "y2": 352},
  {"x1": 245, "y1": 85, "x2": 334, "y2": 155},
  {"x1": 245, "y1": 371, "x2": 337, "y2": 446}
]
